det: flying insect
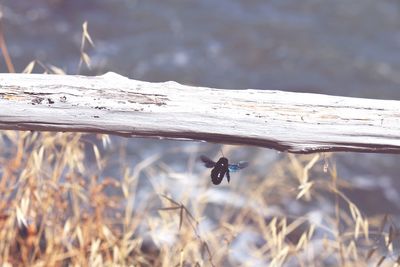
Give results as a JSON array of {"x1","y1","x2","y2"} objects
[{"x1": 200, "y1": 155, "x2": 249, "y2": 185}]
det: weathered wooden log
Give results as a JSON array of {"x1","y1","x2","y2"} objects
[{"x1": 0, "y1": 72, "x2": 399, "y2": 153}]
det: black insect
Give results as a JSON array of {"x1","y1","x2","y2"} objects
[{"x1": 200, "y1": 155, "x2": 249, "y2": 185}]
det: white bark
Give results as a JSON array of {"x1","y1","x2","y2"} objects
[{"x1": 0, "y1": 72, "x2": 399, "y2": 153}]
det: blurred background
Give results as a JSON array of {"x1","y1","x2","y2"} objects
[{"x1": 1, "y1": 0, "x2": 400, "y2": 265}]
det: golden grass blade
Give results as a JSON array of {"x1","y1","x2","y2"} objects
[
  {"x1": 296, "y1": 181, "x2": 314, "y2": 200},
  {"x1": 93, "y1": 144, "x2": 102, "y2": 170},
  {"x1": 302, "y1": 154, "x2": 320, "y2": 183},
  {"x1": 363, "y1": 219, "x2": 369, "y2": 240},
  {"x1": 82, "y1": 21, "x2": 95, "y2": 48},
  {"x1": 81, "y1": 52, "x2": 91, "y2": 69},
  {"x1": 179, "y1": 248, "x2": 184, "y2": 267},
  {"x1": 49, "y1": 64, "x2": 66, "y2": 75},
  {"x1": 0, "y1": 19, "x2": 15, "y2": 73},
  {"x1": 16, "y1": 206, "x2": 27, "y2": 227},
  {"x1": 22, "y1": 61, "x2": 36, "y2": 74}
]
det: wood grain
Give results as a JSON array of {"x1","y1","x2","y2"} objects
[{"x1": 0, "y1": 72, "x2": 399, "y2": 153}]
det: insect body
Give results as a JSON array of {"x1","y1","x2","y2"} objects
[{"x1": 200, "y1": 155, "x2": 249, "y2": 185}]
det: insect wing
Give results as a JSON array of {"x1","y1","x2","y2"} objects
[
  {"x1": 238, "y1": 161, "x2": 249, "y2": 169},
  {"x1": 200, "y1": 155, "x2": 216, "y2": 168},
  {"x1": 228, "y1": 161, "x2": 249, "y2": 172}
]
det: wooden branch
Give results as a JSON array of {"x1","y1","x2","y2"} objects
[{"x1": 0, "y1": 72, "x2": 399, "y2": 153}]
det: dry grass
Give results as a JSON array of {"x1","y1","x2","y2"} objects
[{"x1": 0, "y1": 131, "x2": 397, "y2": 267}]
